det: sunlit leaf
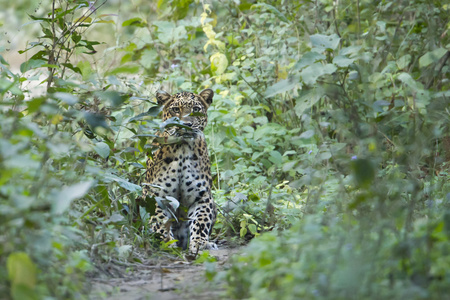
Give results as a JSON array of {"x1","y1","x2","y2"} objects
[
  {"x1": 210, "y1": 52, "x2": 228, "y2": 75},
  {"x1": 7, "y1": 252, "x2": 37, "y2": 300},
  {"x1": 300, "y1": 63, "x2": 336, "y2": 85},
  {"x1": 310, "y1": 34, "x2": 340, "y2": 51},
  {"x1": 295, "y1": 87, "x2": 325, "y2": 116},
  {"x1": 419, "y1": 48, "x2": 448, "y2": 68},
  {"x1": 102, "y1": 173, "x2": 142, "y2": 192},
  {"x1": 122, "y1": 17, "x2": 146, "y2": 27},
  {"x1": 93, "y1": 142, "x2": 110, "y2": 159},
  {"x1": 52, "y1": 92, "x2": 78, "y2": 105},
  {"x1": 264, "y1": 76, "x2": 301, "y2": 98},
  {"x1": 52, "y1": 181, "x2": 93, "y2": 214}
]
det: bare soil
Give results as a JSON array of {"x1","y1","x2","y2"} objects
[{"x1": 89, "y1": 247, "x2": 240, "y2": 300}]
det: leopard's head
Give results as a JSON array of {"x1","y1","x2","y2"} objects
[{"x1": 156, "y1": 89, "x2": 214, "y2": 136}]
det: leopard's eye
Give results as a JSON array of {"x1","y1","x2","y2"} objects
[
  {"x1": 172, "y1": 107, "x2": 180, "y2": 113},
  {"x1": 192, "y1": 106, "x2": 201, "y2": 113}
]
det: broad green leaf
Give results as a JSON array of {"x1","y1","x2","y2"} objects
[
  {"x1": 20, "y1": 59, "x2": 46, "y2": 73},
  {"x1": 103, "y1": 173, "x2": 142, "y2": 192},
  {"x1": 419, "y1": 48, "x2": 448, "y2": 68},
  {"x1": 129, "y1": 106, "x2": 161, "y2": 122},
  {"x1": 52, "y1": 181, "x2": 93, "y2": 214},
  {"x1": 264, "y1": 76, "x2": 301, "y2": 98},
  {"x1": 153, "y1": 21, "x2": 187, "y2": 44},
  {"x1": 251, "y1": 3, "x2": 289, "y2": 23},
  {"x1": 269, "y1": 150, "x2": 283, "y2": 165},
  {"x1": 141, "y1": 49, "x2": 159, "y2": 69},
  {"x1": 94, "y1": 90, "x2": 129, "y2": 107},
  {"x1": 77, "y1": 60, "x2": 93, "y2": 80},
  {"x1": 248, "y1": 224, "x2": 257, "y2": 235},
  {"x1": 300, "y1": 63, "x2": 336, "y2": 85},
  {"x1": 108, "y1": 213, "x2": 124, "y2": 223},
  {"x1": 396, "y1": 54, "x2": 411, "y2": 69},
  {"x1": 397, "y1": 72, "x2": 419, "y2": 90},
  {"x1": 7, "y1": 252, "x2": 37, "y2": 288},
  {"x1": 333, "y1": 55, "x2": 354, "y2": 68},
  {"x1": 84, "y1": 112, "x2": 110, "y2": 130},
  {"x1": 310, "y1": 34, "x2": 340, "y2": 51},
  {"x1": 7, "y1": 252, "x2": 38, "y2": 300},
  {"x1": 294, "y1": 52, "x2": 326, "y2": 71},
  {"x1": 351, "y1": 158, "x2": 375, "y2": 187},
  {"x1": 319, "y1": 151, "x2": 332, "y2": 160},
  {"x1": 299, "y1": 130, "x2": 315, "y2": 139},
  {"x1": 52, "y1": 92, "x2": 78, "y2": 105},
  {"x1": 93, "y1": 142, "x2": 110, "y2": 159},
  {"x1": 295, "y1": 87, "x2": 325, "y2": 117},
  {"x1": 26, "y1": 97, "x2": 46, "y2": 113},
  {"x1": 283, "y1": 160, "x2": 298, "y2": 172}
]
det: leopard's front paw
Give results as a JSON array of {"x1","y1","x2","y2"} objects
[{"x1": 189, "y1": 239, "x2": 218, "y2": 253}]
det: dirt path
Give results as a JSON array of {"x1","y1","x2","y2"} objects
[{"x1": 89, "y1": 247, "x2": 240, "y2": 300}]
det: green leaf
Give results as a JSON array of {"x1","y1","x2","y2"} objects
[
  {"x1": 7, "y1": 252, "x2": 37, "y2": 290},
  {"x1": 52, "y1": 92, "x2": 78, "y2": 105},
  {"x1": 251, "y1": 3, "x2": 289, "y2": 23},
  {"x1": 52, "y1": 181, "x2": 93, "y2": 214},
  {"x1": 269, "y1": 151, "x2": 283, "y2": 165},
  {"x1": 419, "y1": 48, "x2": 448, "y2": 68},
  {"x1": 300, "y1": 63, "x2": 336, "y2": 85},
  {"x1": 103, "y1": 173, "x2": 142, "y2": 192},
  {"x1": 396, "y1": 54, "x2": 411, "y2": 69},
  {"x1": 397, "y1": 72, "x2": 418, "y2": 90},
  {"x1": 84, "y1": 112, "x2": 110, "y2": 130},
  {"x1": 129, "y1": 106, "x2": 161, "y2": 122},
  {"x1": 26, "y1": 97, "x2": 46, "y2": 113},
  {"x1": 295, "y1": 87, "x2": 325, "y2": 116},
  {"x1": 333, "y1": 55, "x2": 354, "y2": 68},
  {"x1": 248, "y1": 224, "x2": 257, "y2": 235},
  {"x1": 299, "y1": 129, "x2": 315, "y2": 139},
  {"x1": 122, "y1": 17, "x2": 146, "y2": 27},
  {"x1": 294, "y1": 52, "x2": 326, "y2": 70},
  {"x1": 106, "y1": 64, "x2": 140, "y2": 76},
  {"x1": 94, "y1": 90, "x2": 129, "y2": 107},
  {"x1": 20, "y1": 59, "x2": 46, "y2": 73},
  {"x1": 77, "y1": 60, "x2": 93, "y2": 80},
  {"x1": 351, "y1": 159, "x2": 375, "y2": 188},
  {"x1": 93, "y1": 142, "x2": 110, "y2": 159},
  {"x1": 153, "y1": 21, "x2": 187, "y2": 44},
  {"x1": 264, "y1": 76, "x2": 301, "y2": 98},
  {"x1": 310, "y1": 34, "x2": 340, "y2": 51}
]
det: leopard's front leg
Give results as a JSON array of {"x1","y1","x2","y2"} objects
[
  {"x1": 150, "y1": 204, "x2": 175, "y2": 244},
  {"x1": 187, "y1": 197, "x2": 217, "y2": 253}
]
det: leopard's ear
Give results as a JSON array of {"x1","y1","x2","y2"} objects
[
  {"x1": 199, "y1": 89, "x2": 214, "y2": 107},
  {"x1": 156, "y1": 91, "x2": 171, "y2": 106}
]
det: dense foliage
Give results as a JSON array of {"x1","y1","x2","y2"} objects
[{"x1": 0, "y1": 0, "x2": 449, "y2": 299}]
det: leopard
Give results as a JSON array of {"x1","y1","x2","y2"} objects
[{"x1": 143, "y1": 89, "x2": 217, "y2": 253}]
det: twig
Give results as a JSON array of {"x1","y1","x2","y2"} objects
[{"x1": 425, "y1": 50, "x2": 450, "y2": 89}]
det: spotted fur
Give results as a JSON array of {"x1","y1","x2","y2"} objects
[{"x1": 143, "y1": 89, "x2": 217, "y2": 252}]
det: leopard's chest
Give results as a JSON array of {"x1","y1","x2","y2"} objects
[{"x1": 149, "y1": 136, "x2": 211, "y2": 208}]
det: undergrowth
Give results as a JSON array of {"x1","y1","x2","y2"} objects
[{"x1": 0, "y1": 0, "x2": 449, "y2": 299}]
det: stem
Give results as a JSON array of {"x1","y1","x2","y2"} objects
[
  {"x1": 46, "y1": 0, "x2": 57, "y2": 91},
  {"x1": 356, "y1": 0, "x2": 361, "y2": 39}
]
